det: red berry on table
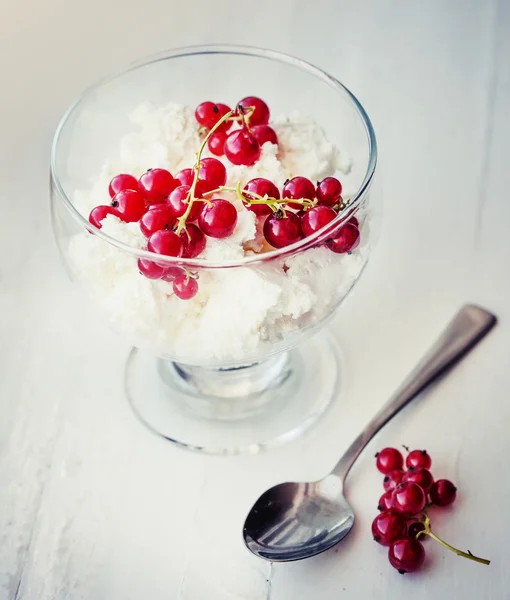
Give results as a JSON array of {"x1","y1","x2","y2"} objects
[
  {"x1": 282, "y1": 177, "x2": 316, "y2": 209},
  {"x1": 111, "y1": 189, "x2": 146, "y2": 222},
  {"x1": 242, "y1": 178, "x2": 279, "y2": 216},
  {"x1": 167, "y1": 186, "x2": 204, "y2": 221},
  {"x1": 180, "y1": 224, "x2": 206, "y2": 258},
  {"x1": 408, "y1": 521, "x2": 427, "y2": 540},
  {"x1": 383, "y1": 470, "x2": 404, "y2": 492},
  {"x1": 372, "y1": 511, "x2": 407, "y2": 546},
  {"x1": 208, "y1": 131, "x2": 227, "y2": 156},
  {"x1": 376, "y1": 448, "x2": 404, "y2": 474},
  {"x1": 263, "y1": 212, "x2": 303, "y2": 248},
  {"x1": 402, "y1": 468, "x2": 434, "y2": 494},
  {"x1": 108, "y1": 173, "x2": 138, "y2": 198},
  {"x1": 175, "y1": 168, "x2": 195, "y2": 187},
  {"x1": 378, "y1": 490, "x2": 394, "y2": 512},
  {"x1": 173, "y1": 274, "x2": 199, "y2": 300},
  {"x1": 147, "y1": 230, "x2": 183, "y2": 258},
  {"x1": 138, "y1": 168, "x2": 177, "y2": 204},
  {"x1": 237, "y1": 96, "x2": 270, "y2": 126},
  {"x1": 251, "y1": 124, "x2": 278, "y2": 146},
  {"x1": 429, "y1": 479, "x2": 457, "y2": 507},
  {"x1": 301, "y1": 205, "x2": 337, "y2": 237},
  {"x1": 138, "y1": 258, "x2": 167, "y2": 280},
  {"x1": 327, "y1": 223, "x2": 360, "y2": 254},
  {"x1": 391, "y1": 482, "x2": 426, "y2": 517},
  {"x1": 198, "y1": 157, "x2": 227, "y2": 192},
  {"x1": 224, "y1": 128, "x2": 261, "y2": 166},
  {"x1": 406, "y1": 449, "x2": 432, "y2": 470},
  {"x1": 88, "y1": 205, "x2": 120, "y2": 229},
  {"x1": 198, "y1": 199, "x2": 238, "y2": 238},
  {"x1": 139, "y1": 206, "x2": 173, "y2": 238},
  {"x1": 316, "y1": 177, "x2": 343, "y2": 205},
  {"x1": 388, "y1": 537, "x2": 425, "y2": 574}
]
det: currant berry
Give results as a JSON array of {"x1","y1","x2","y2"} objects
[
  {"x1": 147, "y1": 230, "x2": 183, "y2": 259},
  {"x1": 372, "y1": 511, "x2": 407, "y2": 546},
  {"x1": 388, "y1": 537, "x2": 425, "y2": 574},
  {"x1": 402, "y1": 468, "x2": 434, "y2": 494},
  {"x1": 108, "y1": 173, "x2": 138, "y2": 198},
  {"x1": 167, "y1": 186, "x2": 204, "y2": 221},
  {"x1": 89, "y1": 205, "x2": 120, "y2": 229},
  {"x1": 212, "y1": 103, "x2": 232, "y2": 132},
  {"x1": 198, "y1": 157, "x2": 227, "y2": 192},
  {"x1": 111, "y1": 190, "x2": 146, "y2": 222},
  {"x1": 138, "y1": 168, "x2": 177, "y2": 204},
  {"x1": 180, "y1": 224, "x2": 206, "y2": 258},
  {"x1": 139, "y1": 206, "x2": 173, "y2": 238},
  {"x1": 173, "y1": 274, "x2": 199, "y2": 300},
  {"x1": 406, "y1": 450, "x2": 432, "y2": 470},
  {"x1": 383, "y1": 470, "x2": 404, "y2": 492},
  {"x1": 378, "y1": 490, "x2": 394, "y2": 512},
  {"x1": 224, "y1": 128, "x2": 261, "y2": 166},
  {"x1": 327, "y1": 223, "x2": 360, "y2": 254},
  {"x1": 391, "y1": 482, "x2": 426, "y2": 517},
  {"x1": 242, "y1": 178, "x2": 279, "y2": 216},
  {"x1": 251, "y1": 124, "x2": 278, "y2": 146},
  {"x1": 429, "y1": 479, "x2": 457, "y2": 507},
  {"x1": 376, "y1": 448, "x2": 404, "y2": 474},
  {"x1": 349, "y1": 216, "x2": 359, "y2": 228},
  {"x1": 207, "y1": 130, "x2": 227, "y2": 156},
  {"x1": 195, "y1": 101, "x2": 221, "y2": 129},
  {"x1": 175, "y1": 168, "x2": 194, "y2": 187},
  {"x1": 138, "y1": 258, "x2": 166, "y2": 280},
  {"x1": 161, "y1": 266, "x2": 185, "y2": 282},
  {"x1": 198, "y1": 199, "x2": 238, "y2": 238},
  {"x1": 408, "y1": 521, "x2": 427, "y2": 540},
  {"x1": 301, "y1": 206, "x2": 337, "y2": 237},
  {"x1": 316, "y1": 177, "x2": 343, "y2": 205},
  {"x1": 263, "y1": 212, "x2": 303, "y2": 248},
  {"x1": 282, "y1": 177, "x2": 316, "y2": 209},
  {"x1": 237, "y1": 96, "x2": 270, "y2": 126}
]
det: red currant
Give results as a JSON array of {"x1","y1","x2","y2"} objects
[
  {"x1": 406, "y1": 449, "x2": 432, "y2": 470},
  {"x1": 180, "y1": 224, "x2": 206, "y2": 258},
  {"x1": 161, "y1": 266, "x2": 185, "y2": 282},
  {"x1": 242, "y1": 178, "x2": 279, "y2": 216},
  {"x1": 263, "y1": 212, "x2": 303, "y2": 248},
  {"x1": 139, "y1": 206, "x2": 173, "y2": 238},
  {"x1": 147, "y1": 230, "x2": 183, "y2": 259},
  {"x1": 388, "y1": 537, "x2": 425, "y2": 574},
  {"x1": 198, "y1": 157, "x2": 227, "y2": 192},
  {"x1": 167, "y1": 186, "x2": 204, "y2": 221},
  {"x1": 213, "y1": 103, "x2": 233, "y2": 132},
  {"x1": 138, "y1": 168, "x2": 177, "y2": 204},
  {"x1": 383, "y1": 470, "x2": 404, "y2": 492},
  {"x1": 138, "y1": 258, "x2": 166, "y2": 280},
  {"x1": 282, "y1": 177, "x2": 316, "y2": 210},
  {"x1": 111, "y1": 190, "x2": 146, "y2": 222},
  {"x1": 175, "y1": 168, "x2": 194, "y2": 187},
  {"x1": 327, "y1": 223, "x2": 360, "y2": 254},
  {"x1": 372, "y1": 511, "x2": 407, "y2": 546},
  {"x1": 224, "y1": 128, "x2": 261, "y2": 166},
  {"x1": 376, "y1": 448, "x2": 404, "y2": 474},
  {"x1": 173, "y1": 274, "x2": 199, "y2": 300},
  {"x1": 108, "y1": 173, "x2": 138, "y2": 198},
  {"x1": 237, "y1": 96, "x2": 270, "y2": 126},
  {"x1": 349, "y1": 216, "x2": 359, "y2": 228},
  {"x1": 195, "y1": 101, "x2": 221, "y2": 129},
  {"x1": 301, "y1": 206, "x2": 337, "y2": 237},
  {"x1": 198, "y1": 199, "x2": 238, "y2": 238},
  {"x1": 402, "y1": 468, "x2": 434, "y2": 494},
  {"x1": 207, "y1": 130, "x2": 227, "y2": 156},
  {"x1": 378, "y1": 490, "x2": 394, "y2": 512},
  {"x1": 89, "y1": 205, "x2": 120, "y2": 229},
  {"x1": 408, "y1": 521, "x2": 427, "y2": 540},
  {"x1": 391, "y1": 482, "x2": 426, "y2": 517},
  {"x1": 316, "y1": 177, "x2": 342, "y2": 205},
  {"x1": 429, "y1": 479, "x2": 457, "y2": 507},
  {"x1": 251, "y1": 124, "x2": 278, "y2": 146}
]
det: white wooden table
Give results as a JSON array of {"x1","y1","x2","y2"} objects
[{"x1": 1, "y1": 1, "x2": 509, "y2": 598}]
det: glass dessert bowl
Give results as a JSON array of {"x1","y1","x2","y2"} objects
[{"x1": 50, "y1": 45, "x2": 378, "y2": 455}]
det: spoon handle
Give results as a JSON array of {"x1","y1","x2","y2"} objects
[{"x1": 333, "y1": 305, "x2": 496, "y2": 482}]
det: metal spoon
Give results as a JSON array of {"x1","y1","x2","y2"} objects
[{"x1": 243, "y1": 305, "x2": 496, "y2": 561}]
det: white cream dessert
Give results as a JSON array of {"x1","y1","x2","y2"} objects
[{"x1": 68, "y1": 98, "x2": 368, "y2": 365}]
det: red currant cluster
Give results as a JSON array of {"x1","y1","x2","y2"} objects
[
  {"x1": 87, "y1": 96, "x2": 360, "y2": 301},
  {"x1": 195, "y1": 96, "x2": 277, "y2": 165},
  {"x1": 372, "y1": 446, "x2": 490, "y2": 574}
]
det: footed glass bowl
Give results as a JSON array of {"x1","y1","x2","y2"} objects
[{"x1": 50, "y1": 45, "x2": 378, "y2": 454}]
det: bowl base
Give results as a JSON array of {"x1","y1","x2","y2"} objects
[{"x1": 125, "y1": 331, "x2": 342, "y2": 455}]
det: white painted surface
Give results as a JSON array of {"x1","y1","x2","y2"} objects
[{"x1": 1, "y1": 0, "x2": 509, "y2": 598}]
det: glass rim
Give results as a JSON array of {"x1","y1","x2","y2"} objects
[{"x1": 50, "y1": 43, "x2": 377, "y2": 269}]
